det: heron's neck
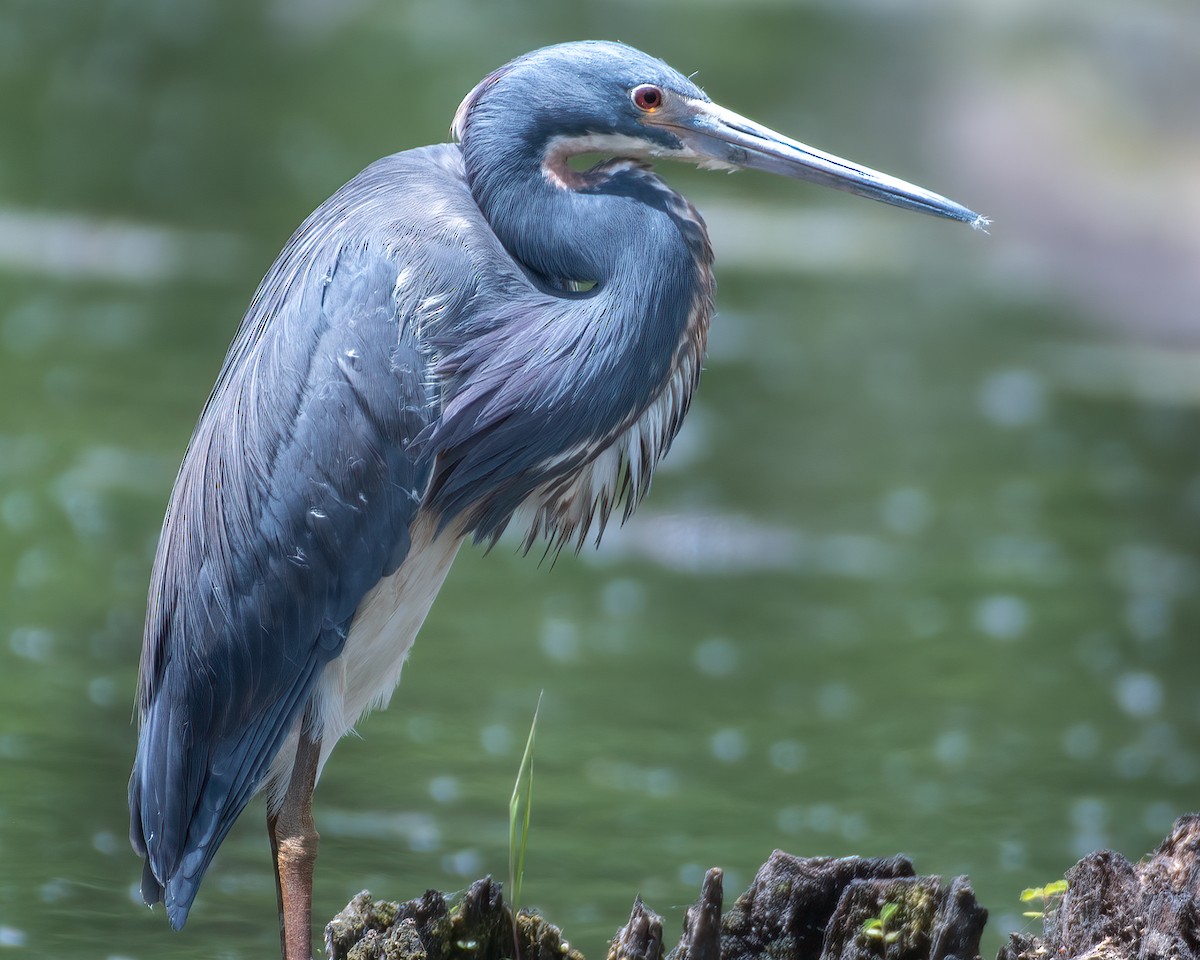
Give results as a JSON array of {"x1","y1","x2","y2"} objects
[
  {"x1": 430, "y1": 133, "x2": 715, "y2": 549},
  {"x1": 462, "y1": 134, "x2": 708, "y2": 299}
]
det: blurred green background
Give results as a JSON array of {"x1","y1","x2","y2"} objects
[{"x1": 1, "y1": 1, "x2": 1198, "y2": 958}]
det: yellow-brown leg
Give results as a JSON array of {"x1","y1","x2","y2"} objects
[{"x1": 268, "y1": 730, "x2": 322, "y2": 960}]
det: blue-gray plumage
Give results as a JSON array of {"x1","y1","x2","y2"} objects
[{"x1": 128, "y1": 40, "x2": 982, "y2": 960}]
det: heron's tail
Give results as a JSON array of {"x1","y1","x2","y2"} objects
[
  {"x1": 128, "y1": 652, "x2": 326, "y2": 929},
  {"x1": 128, "y1": 705, "x2": 215, "y2": 929}
]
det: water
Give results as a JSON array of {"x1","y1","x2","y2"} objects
[{"x1": 2, "y1": 1, "x2": 1198, "y2": 958}]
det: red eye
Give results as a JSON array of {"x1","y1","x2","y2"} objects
[{"x1": 632, "y1": 84, "x2": 664, "y2": 112}]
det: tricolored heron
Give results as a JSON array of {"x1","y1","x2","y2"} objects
[{"x1": 128, "y1": 40, "x2": 983, "y2": 960}]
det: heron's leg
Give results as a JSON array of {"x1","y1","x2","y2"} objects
[
  {"x1": 267, "y1": 810, "x2": 286, "y2": 955},
  {"x1": 268, "y1": 728, "x2": 322, "y2": 960}
]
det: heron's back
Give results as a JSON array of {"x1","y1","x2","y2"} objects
[{"x1": 129, "y1": 144, "x2": 509, "y2": 927}]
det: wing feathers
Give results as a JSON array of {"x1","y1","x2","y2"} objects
[{"x1": 130, "y1": 242, "x2": 436, "y2": 925}]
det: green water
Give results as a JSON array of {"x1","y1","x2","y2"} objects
[{"x1": 2, "y1": 2, "x2": 1197, "y2": 958}]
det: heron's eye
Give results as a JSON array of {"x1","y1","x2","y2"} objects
[{"x1": 631, "y1": 85, "x2": 664, "y2": 112}]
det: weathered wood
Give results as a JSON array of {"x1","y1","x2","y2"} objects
[
  {"x1": 668, "y1": 868, "x2": 724, "y2": 960},
  {"x1": 720, "y1": 852, "x2": 917, "y2": 960},
  {"x1": 1000, "y1": 814, "x2": 1200, "y2": 960},
  {"x1": 609, "y1": 897, "x2": 665, "y2": 960},
  {"x1": 325, "y1": 878, "x2": 585, "y2": 960},
  {"x1": 325, "y1": 817, "x2": 1200, "y2": 960}
]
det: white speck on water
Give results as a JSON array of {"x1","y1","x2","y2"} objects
[
  {"x1": 1125, "y1": 595, "x2": 1171, "y2": 643},
  {"x1": 268, "y1": 0, "x2": 372, "y2": 44},
  {"x1": 816, "y1": 681, "x2": 858, "y2": 720},
  {"x1": 1061, "y1": 723, "x2": 1101, "y2": 760},
  {"x1": 585, "y1": 759, "x2": 677, "y2": 796},
  {"x1": 405, "y1": 715, "x2": 436, "y2": 744},
  {"x1": 768, "y1": 739, "x2": 807, "y2": 773},
  {"x1": 807, "y1": 803, "x2": 839, "y2": 834},
  {"x1": 710, "y1": 728, "x2": 746, "y2": 763},
  {"x1": 997, "y1": 839, "x2": 1027, "y2": 872},
  {"x1": 480, "y1": 723, "x2": 513, "y2": 756},
  {"x1": 601, "y1": 577, "x2": 646, "y2": 618},
  {"x1": 644, "y1": 768, "x2": 677, "y2": 796},
  {"x1": 428, "y1": 776, "x2": 459, "y2": 804},
  {"x1": 540, "y1": 618, "x2": 580, "y2": 662},
  {"x1": 15, "y1": 546, "x2": 56, "y2": 589},
  {"x1": 776, "y1": 805, "x2": 804, "y2": 836},
  {"x1": 407, "y1": 820, "x2": 441, "y2": 853},
  {"x1": 840, "y1": 812, "x2": 868, "y2": 842},
  {"x1": 974, "y1": 535, "x2": 1066, "y2": 583},
  {"x1": 0, "y1": 734, "x2": 26, "y2": 760},
  {"x1": 678, "y1": 862, "x2": 706, "y2": 886},
  {"x1": 88, "y1": 676, "x2": 117, "y2": 708},
  {"x1": 10, "y1": 627, "x2": 54, "y2": 662},
  {"x1": 1114, "y1": 671, "x2": 1163, "y2": 718},
  {"x1": 880, "y1": 486, "x2": 932, "y2": 536},
  {"x1": 0, "y1": 927, "x2": 26, "y2": 948},
  {"x1": 974, "y1": 594, "x2": 1029, "y2": 641},
  {"x1": 1070, "y1": 797, "x2": 1107, "y2": 831},
  {"x1": 40, "y1": 879, "x2": 68, "y2": 903},
  {"x1": 1142, "y1": 801, "x2": 1177, "y2": 835},
  {"x1": 817, "y1": 533, "x2": 894, "y2": 579},
  {"x1": 1164, "y1": 754, "x2": 1198, "y2": 786},
  {"x1": 1069, "y1": 797, "x2": 1109, "y2": 857},
  {"x1": 912, "y1": 781, "x2": 946, "y2": 814},
  {"x1": 56, "y1": 485, "x2": 108, "y2": 539},
  {"x1": 694, "y1": 636, "x2": 738, "y2": 677},
  {"x1": 882, "y1": 751, "x2": 915, "y2": 787},
  {"x1": 92, "y1": 831, "x2": 120, "y2": 855},
  {"x1": 595, "y1": 510, "x2": 799, "y2": 574},
  {"x1": 319, "y1": 810, "x2": 440, "y2": 852},
  {"x1": 1109, "y1": 543, "x2": 1197, "y2": 598},
  {"x1": 935, "y1": 730, "x2": 971, "y2": 766},
  {"x1": 1113, "y1": 744, "x2": 1152, "y2": 780},
  {"x1": 978, "y1": 368, "x2": 1047, "y2": 427},
  {"x1": 441, "y1": 849, "x2": 482, "y2": 878}
]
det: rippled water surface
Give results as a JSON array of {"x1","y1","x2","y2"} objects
[{"x1": 2, "y1": 2, "x2": 1198, "y2": 958}]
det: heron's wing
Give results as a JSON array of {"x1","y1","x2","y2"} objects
[{"x1": 128, "y1": 221, "x2": 446, "y2": 928}]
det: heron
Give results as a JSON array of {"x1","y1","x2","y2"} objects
[{"x1": 128, "y1": 40, "x2": 983, "y2": 960}]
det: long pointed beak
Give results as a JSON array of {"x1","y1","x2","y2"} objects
[{"x1": 661, "y1": 100, "x2": 987, "y2": 229}]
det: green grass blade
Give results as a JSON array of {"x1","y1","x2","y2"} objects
[{"x1": 508, "y1": 692, "x2": 542, "y2": 916}]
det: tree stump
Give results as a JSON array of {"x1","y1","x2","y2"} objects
[
  {"x1": 1000, "y1": 814, "x2": 1200, "y2": 960},
  {"x1": 326, "y1": 816, "x2": 1200, "y2": 960}
]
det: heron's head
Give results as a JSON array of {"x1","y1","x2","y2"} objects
[{"x1": 454, "y1": 41, "x2": 985, "y2": 228}]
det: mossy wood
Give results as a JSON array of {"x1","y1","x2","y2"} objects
[{"x1": 327, "y1": 815, "x2": 1200, "y2": 960}]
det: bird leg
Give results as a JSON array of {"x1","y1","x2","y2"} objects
[{"x1": 268, "y1": 728, "x2": 322, "y2": 960}]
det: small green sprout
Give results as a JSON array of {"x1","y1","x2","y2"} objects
[
  {"x1": 862, "y1": 902, "x2": 901, "y2": 946},
  {"x1": 1019, "y1": 879, "x2": 1068, "y2": 919}
]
